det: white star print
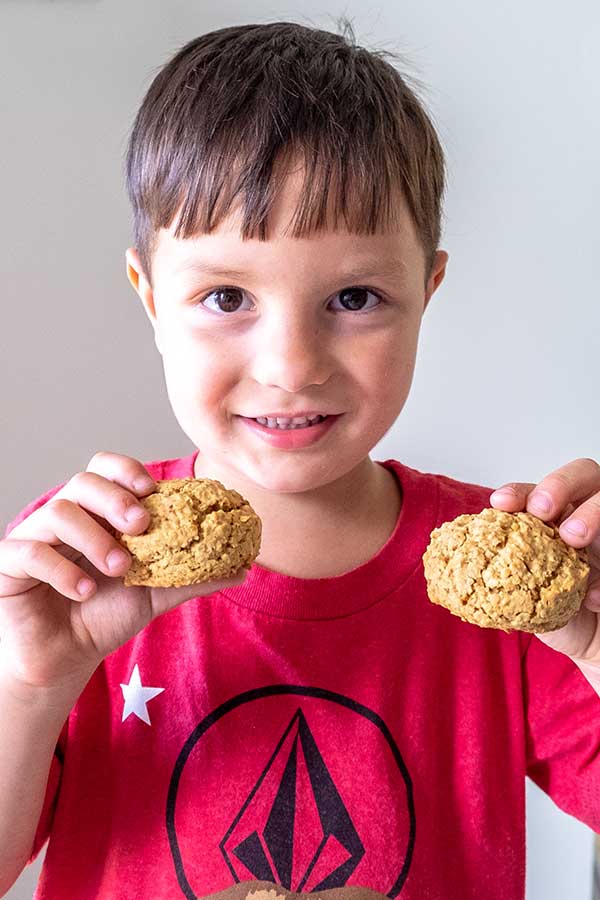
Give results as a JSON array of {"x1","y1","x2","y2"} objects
[{"x1": 120, "y1": 664, "x2": 165, "y2": 725}]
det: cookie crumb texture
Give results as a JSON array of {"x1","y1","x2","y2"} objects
[
  {"x1": 246, "y1": 891, "x2": 286, "y2": 900},
  {"x1": 423, "y1": 508, "x2": 590, "y2": 632},
  {"x1": 117, "y1": 478, "x2": 261, "y2": 588}
]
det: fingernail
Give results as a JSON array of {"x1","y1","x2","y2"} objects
[
  {"x1": 107, "y1": 549, "x2": 130, "y2": 571},
  {"x1": 124, "y1": 504, "x2": 146, "y2": 523},
  {"x1": 133, "y1": 476, "x2": 155, "y2": 492},
  {"x1": 77, "y1": 577, "x2": 96, "y2": 596},
  {"x1": 491, "y1": 487, "x2": 517, "y2": 501},
  {"x1": 563, "y1": 518, "x2": 587, "y2": 538},
  {"x1": 529, "y1": 492, "x2": 552, "y2": 514}
]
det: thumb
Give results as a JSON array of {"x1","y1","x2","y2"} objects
[
  {"x1": 147, "y1": 569, "x2": 249, "y2": 618},
  {"x1": 534, "y1": 603, "x2": 600, "y2": 661}
]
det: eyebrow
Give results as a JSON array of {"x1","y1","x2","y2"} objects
[
  {"x1": 176, "y1": 259, "x2": 407, "y2": 280},
  {"x1": 176, "y1": 260, "x2": 248, "y2": 278}
]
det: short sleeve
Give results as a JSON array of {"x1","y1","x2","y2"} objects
[{"x1": 523, "y1": 633, "x2": 600, "y2": 829}]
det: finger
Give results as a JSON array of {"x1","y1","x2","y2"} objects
[
  {"x1": 85, "y1": 451, "x2": 156, "y2": 496},
  {"x1": 587, "y1": 534, "x2": 600, "y2": 571},
  {"x1": 11, "y1": 471, "x2": 151, "y2": 541},
  {"x1": 584, "y1": 578, "x2": 600, "y2": 612},
  {"x1": 148, "y1": 570, "x2": 249, "y2": 618},
  {"x1": 0, "y1": 538, "x2": 98, "y2": 602},
  {"x1": 555, "y1": 502, "x2": 577, "y2": 526},
  {"x1": 5, "y1": 498, "x2": 132, "y2": 580},
  {"x1": 490, "y1": 483, "x2": 579, "y2": 524},
  {"x1": 558, "y1": 491, "x2": 600, "y2": 548},
  {"x1": 525, "y1": 458, "x2": 600, "y2": 522},
  {"x1": 490, "y1": 482, "x2": 536, "y2": 512},
  {"x1": 534, "y1": 604, "x2": 600, "y2": 661}
]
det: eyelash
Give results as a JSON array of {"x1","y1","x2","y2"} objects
[{"x1": 195, "y1": 285, "x2": 385, "y2": 316}]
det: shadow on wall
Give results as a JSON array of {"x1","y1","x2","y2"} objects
[{"x1": 594, "y1": 834, "x2": 600, "y2": 900}]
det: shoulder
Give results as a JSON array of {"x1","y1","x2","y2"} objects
[{"x1": 3, "y1": 450, "x2": 197, "y2": 537}]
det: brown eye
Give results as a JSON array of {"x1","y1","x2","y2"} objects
[
  {"x1": 201, "y1": 287, "x2": 251, "y2": 314},
  {"x1": 332, "y1": 287, "x2": 381, "y2": 312}
]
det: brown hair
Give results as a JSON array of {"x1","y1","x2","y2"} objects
[{"x1": 125, "y1": 19, "x2": 446, "y2": 286}]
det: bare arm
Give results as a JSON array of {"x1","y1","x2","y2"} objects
[
  {"x1": 0, "y1": 451, "x2": 247, "y2": 895},
  {"x1": 0, "y1": 668, "x2": 92, "y2": 895}
]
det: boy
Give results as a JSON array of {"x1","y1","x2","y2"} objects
[{"x1": 1, "y1": 19, "x2": 599, "y2": 900}]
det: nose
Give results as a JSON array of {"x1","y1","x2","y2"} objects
[{"x1": 249, "y1": 308, "x2": 332, "y2": 393}]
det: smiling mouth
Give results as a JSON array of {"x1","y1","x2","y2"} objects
[{"x1": 252, "y1": 415, "x2": 330, "y2": 430}]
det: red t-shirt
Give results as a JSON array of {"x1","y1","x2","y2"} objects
[{"x1": 4, "y1": 452, "x2": 600, "y2": 900}]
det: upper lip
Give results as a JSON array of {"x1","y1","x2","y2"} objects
[{"x1": 241, "y1": 411, "x2": 338, "y2": 418}]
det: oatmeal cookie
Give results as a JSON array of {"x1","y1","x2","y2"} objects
[
  {"x1": 423, "y1": 507, "x2": 590, "y2": 632},
  {"x1": 117, "y1": 478, "x2": 261, "y2": 587},
  {"x1": 201, "y1": 882, "x2": 387, "y2": 900}
]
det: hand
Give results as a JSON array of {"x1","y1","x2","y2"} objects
[
  {"x1": 490, "y1": 457, "x2": 600, "y2": 669},
  {"x1": 0, "y1": 452, "x2": 246, "y2": 695}
]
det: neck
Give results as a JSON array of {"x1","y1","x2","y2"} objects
[{"x1": 193, "y1": 454, "x2": 402, "y2": 578}]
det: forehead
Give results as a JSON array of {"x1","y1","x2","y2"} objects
[{"x1": 152, "y1": 163, "x2": 422, "y2": 278}]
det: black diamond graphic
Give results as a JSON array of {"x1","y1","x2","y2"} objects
[{"x1": 221, "y1": 708, "x2": 365, "y2": 889}]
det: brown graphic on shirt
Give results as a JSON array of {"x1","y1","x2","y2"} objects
[{"x1": 203, "y1": 884, "x2": 389, "y2": 900}]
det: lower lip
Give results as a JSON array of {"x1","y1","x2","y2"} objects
[{"x1": 238, "y1": 415, "x2": 341, "y2": 449}]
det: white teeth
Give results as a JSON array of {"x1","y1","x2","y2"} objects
[{"x1": 254, "y1": 414, "x2": 328, "y2": 430}]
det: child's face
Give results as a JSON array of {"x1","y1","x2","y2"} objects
[{"x1": 126, "y1": 170, "x2": 447, "y2": 494}]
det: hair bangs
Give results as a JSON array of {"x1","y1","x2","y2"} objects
[
  {"x1": 126, "y1": 20, "x2": 446, "y2": 285},
  {"x1": 167, "y1": 142, "x2": 401, "y2": 243}
]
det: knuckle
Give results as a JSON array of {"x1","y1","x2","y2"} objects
[
  {"x1": 52, "y1": 552, "x2": 78, "y2": 582},
  {"x1": 545, "y1": 472, "x2": 572, "y2": 492},
  {"x1": 87, "y1": 450, "x2": 113, "y2": 470},
  {"x1": 586, "y1": 495, "x2": 600, "y2": 515},
  {"x1": 86, "y1": 451, "x2": 148, "y2": 487},
  {"x1": 67, "y1": 470, "x2": 88, "y2": 491},
  {"x1": 45, "y1": 497, "x2": 73, "y2": 519},
  {"x1": 23, "y1": 540, "x2": 48, "y2": 567}
]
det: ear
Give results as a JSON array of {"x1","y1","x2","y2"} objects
[
  {"x1": 125, "y1": 248, "x2": 163, "y2": 355},
  {"x1": 423, "y1": 250, "x2": 449, "y2": 312}
]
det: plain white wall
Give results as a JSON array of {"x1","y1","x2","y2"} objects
[{"x1": 1, "y1": 0, "x2": 598, "y2": 897}]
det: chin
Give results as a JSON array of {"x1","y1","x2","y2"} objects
[
  {"x1": 247, "y1": 470, "x2": 323, "y2": 494},
  {"x1": 245, "y1": 456, "x2": 355, "y2": 495}
]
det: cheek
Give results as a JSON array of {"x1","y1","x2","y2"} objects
[
  {"x1": 160, "y1": 326, "x2": 237, "y2": 409},
  {"x1": 361, "y1": 327, "x2": 419, "y2": 402},
  {"x1": 355, "y1": 335, "x2": 419, "y2": 438}
]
